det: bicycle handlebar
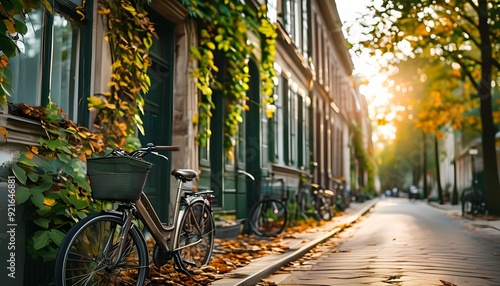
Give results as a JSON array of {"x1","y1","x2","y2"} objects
[
  {"x1": 146, "y1": 145, "x2": 180, "y2": 152},
  {"x1": 140, "y1": 142, "x2": 179, "y2": 152},
  {"x1": 115, "y1": 143, "x2": 180, "y2": 159}
]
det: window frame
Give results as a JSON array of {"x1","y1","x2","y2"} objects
[{"x1": 11, "y1": 0, "x2": 91, "y2": 124}]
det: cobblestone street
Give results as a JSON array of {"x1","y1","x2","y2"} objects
[{"x1": 266, "y1": 198, "x2": 500, "y2": 286}]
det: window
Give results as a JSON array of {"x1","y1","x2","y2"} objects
[
  {"x1": 301, "y1": 0, "x2": 309, "y2": 59},
  {"x1": 283, "y1": 0, "x2": 297, "y2": 41},
  {"x1": 267, "y1": 0, "x2": 278, "y2": 23},
  {"x1": 299, "y1": 93, "x2": 310, "y2": 168},
  {"x1": 273, "y1": 76, "x2": 285, "y2": 164},
  {"x1": 9, "y1": 1, "x2": 89, "y2": 122},
  {"x1": 288, "y1": 85, "x2": 298, "y2": 166}
]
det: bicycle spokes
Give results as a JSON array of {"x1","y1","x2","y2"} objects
[{"x1": 60, "y1": 215, "x2": 147, "y2": 286}]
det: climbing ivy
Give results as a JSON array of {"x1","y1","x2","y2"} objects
[
  {"x1": 183, "y1": 1, "x2": 277, "y2": 155},
  {"x1": 12, "y1": 103, "x2": 105, "y2": 261},
  {"x1": 88, "y1": 0, "x2": 156, "y2": 149}
]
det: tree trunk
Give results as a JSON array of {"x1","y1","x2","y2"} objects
[{"x1": 478, "y1": 0, "x2": 500, "y2": 215}]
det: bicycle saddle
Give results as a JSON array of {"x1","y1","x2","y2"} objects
[{"x1": 171, "y1": 169, "x2": 198, "y2": 182}]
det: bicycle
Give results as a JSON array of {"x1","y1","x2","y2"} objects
[
  {"x1": 461, "y1": 181, "x2": 486, "y2": 216},
  {"x1": 296, "y1": 172, "x2": 313, "y2": 221},
  {"x1": 54, "y1": 143, "x2": 215, "y2": 285},
  {"x1": 311, "y1": 183, "x2": 334, "y2": 221},
  {"x1": 240, "y1": 171, "x2": 288, "y2": 237}
]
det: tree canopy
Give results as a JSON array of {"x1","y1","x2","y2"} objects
[{"x1": 351, "y1": 0, "x2": 500, "y2": 214}]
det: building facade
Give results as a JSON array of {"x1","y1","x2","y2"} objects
[{"x1": 0, "y1": 0, "x2": 372, "y2": 282}]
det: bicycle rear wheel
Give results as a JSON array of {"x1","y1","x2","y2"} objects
[
  {"x1": 55, "y1": 212, "x2": 148, "y2": 286},
  {"x1": 311, "y1": 193, "x2": 333, "y2": 221},
  {"x1": 176, "y1": 200, "x2": 215, "y2": 269},
  {"x1": 249, "y1": 199, "x2": 288, "y2": 237}
]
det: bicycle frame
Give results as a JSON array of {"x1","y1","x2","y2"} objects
[
  {"x1": 135, "y1": 179, "x2": 213, "y2": 253},
  {"x1": 107, "y1": 148, "x2": 214, "y2": 270}
]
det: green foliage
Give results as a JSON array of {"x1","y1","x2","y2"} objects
[
  {"x1": 184, "y1": 1, "x2": 278, "y2": 155},
  {"x1": 89, "y1": 0, "x2": 156, "y2": 149},
  {"x1": 351, "y1": 124, "x2": 376, "y2": 195},
  {"x1": 13, "y1": 103, "x2": 105, "y2": 261}
]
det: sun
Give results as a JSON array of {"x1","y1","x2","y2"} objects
[{"x1": 358, "y1": 74, "x2": 397, "y2": 150}]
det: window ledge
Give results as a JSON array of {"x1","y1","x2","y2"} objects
[
  {"x1": 150, "y1": 0, "x2": 188, "y2": 24},
  {"x1": 0, "y1": 114, "x2": 45, "y2": 146}
]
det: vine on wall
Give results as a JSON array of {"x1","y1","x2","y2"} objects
[
  {"x1": 88, "y1": 0, "x2": 156, "y2": 149},
  {"x1": 183, "y1": 1, "x2": 278, "y2": 154},
  {"x1": 11, "y1": 103, "x2": 105, "y2": 261}
]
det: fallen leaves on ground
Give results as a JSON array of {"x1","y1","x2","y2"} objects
[
  {"x1": 143, "y1": 217, "x2": 336, "y2": 285},
  {"x1": 144, "y1": 231, "x2": 292, "y2": 285}
]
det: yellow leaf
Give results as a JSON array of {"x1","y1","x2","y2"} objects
[
  {"x1": 44, "y1": 197, "x2": 56, "y2": 207},
  {"x1": 206, "y1": 42, "x2": 216, "y2": 50},
  {"x1": 76, "y1": 9, "x2": 85, "y2": 21},
  {"x1": 104, "y1": 102, "x2": 116, "y2": 109},
  {"x1": 0, "y1": 126, "x2": 7, "y2": 140},
  {"x1": 87, "y1": 96, "x2": 104, "y2": 108},
  {"x1": 26, "y1": 151, "x2": 34, "y2": 159},
  {"x1": 30, "y1": 146, "x2": 39, "y2": 154},
  {"x1": 41, "y1": 0, "x2": 53, "y2": 13}
]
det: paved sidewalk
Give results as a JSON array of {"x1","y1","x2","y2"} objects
[
  {"x1": 428, "y1": 200, "x2": 500, "y2": 232},
  {"x1": 210, "y1": 199, "x2": 379, "y2": 286}
]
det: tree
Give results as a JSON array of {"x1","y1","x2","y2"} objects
[{"x1": 355, "y1": 0, "x2": 500, "y2": 214}]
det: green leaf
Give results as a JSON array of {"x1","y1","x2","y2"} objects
[
  {"x1": 0, "y1": 35, "x2": 18, "y2": 57},
  {"x1": 76, "y1": 211, "x2": 87, "y2": 219},
  {"x1": 67, "y1": 193, "x2": 89, "y2": 210},
  {"x1": 36, "y1": 205, "x2": 52, "y2": 216},
  {"x1": 13, "y1": 17, "x2": 27, "y2": 35},
  {"x1": 11, "y1": 164, "x2": 27, "y2": 184},
  {"x1": 30, "y1": 191, "x2": 45, "y2": 208},
  {"x1": 44, "y1": 139, "x2": 65, "y2": 150},
  {"x1": 33, "y1": 230, "x2": 50, "y2": 250},
  {"x1": 34, "y1": 217, "x2": 51, "y2": 229},
  {"x1": 29, "y1": 180, "x2": 53, "y2": 193},
  {"x1": 28, "y1": 171, "x2": 39, "y2": 182},
  {"x1": 15, "y1": 186, "x2": 31, "y2": 204},
  {"x1": 48, "y1": 229, "x2": 66, "y2": 246}
]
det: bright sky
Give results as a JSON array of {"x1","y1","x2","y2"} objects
[{"x1": 336, "y1": 0, "x2": 397, "y2": 150}]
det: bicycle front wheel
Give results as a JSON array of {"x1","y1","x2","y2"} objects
[
  {"x1": 177, "y1": 200, "x2": 215, "y2": 269},
  {"x1": 54, "y1": 212, "x2": 148, "y2": 286},
  {"x1": 249, "y1": 199, "x2": 288, "y2": 237}
]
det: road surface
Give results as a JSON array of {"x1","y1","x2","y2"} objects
[{"x1": 267, "y1": 198, "x2": 500, "y2": 286}]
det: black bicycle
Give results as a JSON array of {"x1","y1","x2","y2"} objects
[
  {"x1": 240, "y1": 171, "x2": 288, "y2": 237},
  {"x1": 311, "y1": 183, "x2": 334, "y2": 221},
  {"x1": 461, "y1": 181, "x2": 486, "y2": 216}
]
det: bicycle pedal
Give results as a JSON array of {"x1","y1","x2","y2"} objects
[{"x1": 153, "y1": 244, "x2": 171, "y2": 267}]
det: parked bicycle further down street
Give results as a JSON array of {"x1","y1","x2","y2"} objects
[
  {"x1": 461, "y1": 180, "x2": 486, "y2": 216},
  {"x1": 54, "y1": 143, "x2": 215, "y2": 286},
  {"x1": 241, "y1": 171, "x2": 288, "y2": 237}
]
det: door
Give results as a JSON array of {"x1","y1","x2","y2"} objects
[{"x1": 139, "y1": 11, "x2": 175, "y2": 222}]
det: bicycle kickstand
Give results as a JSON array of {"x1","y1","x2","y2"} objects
[{"x1": 172, "y1": 252, "x2": 200, "y2": 282}]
